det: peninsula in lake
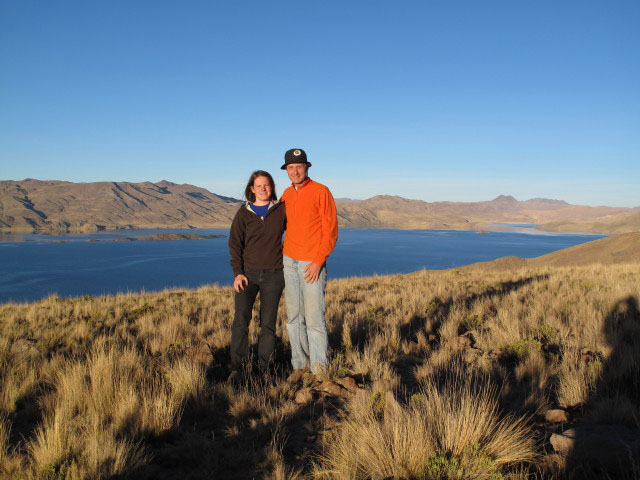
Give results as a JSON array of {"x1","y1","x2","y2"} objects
[{"x1": 1, "y1": 179, "x2": 638, "y2": 234}]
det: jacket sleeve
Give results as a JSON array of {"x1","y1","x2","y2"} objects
[
  {"x1": 228, "y1": 209, "x2": 245, "y2": 277},
  {"x1": 312, "y1": 187, "x2": 338, "y2": 266}
]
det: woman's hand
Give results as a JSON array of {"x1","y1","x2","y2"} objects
[{"x1": 234, "y1": 274, "x2": 248, "y2": 293}]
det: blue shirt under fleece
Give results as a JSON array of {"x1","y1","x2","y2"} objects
[{"x1": 249, "y1": 203, "x2": 269, "y2": 218}]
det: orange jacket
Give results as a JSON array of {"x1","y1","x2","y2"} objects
[{"x1": 281, "y1": 178, "x2": 338, "y2": 266}]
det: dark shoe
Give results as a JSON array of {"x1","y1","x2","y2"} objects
[{"x1": 286, "y1": 368, "x2": 306, "y2": 384}]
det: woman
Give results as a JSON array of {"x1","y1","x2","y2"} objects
[{"x1": 228, "y1": 170, "x2": 286, "y2": 381}]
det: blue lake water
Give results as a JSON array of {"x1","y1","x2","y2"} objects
[{"x1": 0, "y1": 228, "x2": 605, "y2": 304}]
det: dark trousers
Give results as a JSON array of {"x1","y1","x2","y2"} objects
[{"x1": 231, "y1": 268, "x2": 285, "y2": 371}]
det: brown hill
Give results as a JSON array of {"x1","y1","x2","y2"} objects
[
  {"x1": 460, "y1": 232, "x2": 640, "y2": 271},
  {"x1": 539, "y1": 211, "x2": 640, "y2": 234},
  {"x1": 2, "y1": 179, "x2": 637, "y2": 234},
  {"x1": 335, "y1": 194, "x2": 634, "y2": 233},
  {"x1": 0, "y1": 179, "x2": 241, "y2": 232}
]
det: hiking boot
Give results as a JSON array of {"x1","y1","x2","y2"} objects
[{"x1": 286, "y1": 368, "x2": 306, "y2": 384}]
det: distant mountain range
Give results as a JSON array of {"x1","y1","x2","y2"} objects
[
  {"x1": 334, "y1": 194, "x2": 639, "y2": 233},
  {"x1": 1, "y1": 179, "x2": 638, "y2": 234}
]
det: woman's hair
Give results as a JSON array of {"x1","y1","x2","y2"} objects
[{"x1": 244, "y1": 170, "x2": 277, "y2": 203}]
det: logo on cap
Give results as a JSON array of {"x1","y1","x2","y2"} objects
[{"x1": 293, "y1": 150, "x2": 301, "y2": 156}]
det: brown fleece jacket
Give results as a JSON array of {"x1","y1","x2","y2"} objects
[{"x1": 228, "y1": 201, "x2": 286, "y2": 277}]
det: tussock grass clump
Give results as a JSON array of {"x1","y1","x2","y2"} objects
[
  {"x1": 315, "y1": 366, "x2": 536, "y2": 479},
  {"x1": 0, "y1": 262, "x2": 638, "y2": 478}
]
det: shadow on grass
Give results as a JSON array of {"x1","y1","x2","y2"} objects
[
  {"x1": 124, "y1": 274, "x2": 551, "y2": 478},
  {"x1": 399, "y1": 274, "x2": 550, "y2": 344},
  {"x1": 126, "y1": 336, "x2": 347, "y2": 479},
  {"x1": 6, "y1": 380, "x2": 51, "y2": 456},
  {"x1": 563, "y1": 296, "x2": 640, "y2": 479},
  {"x1": 394, "y1": 275, "x2": 550, "y2": 396}
]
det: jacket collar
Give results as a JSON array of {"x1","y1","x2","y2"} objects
[{"x1": 244, "y1": 200, "x2": 279, "y2": 215}]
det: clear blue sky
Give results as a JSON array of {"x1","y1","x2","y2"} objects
[{"x1": 1, "y1": 1, "x2": 639, "y2": 206}]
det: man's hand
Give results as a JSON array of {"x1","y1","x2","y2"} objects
[
  {"x1": 233, "y1": 274, "x2": 248, "y2": 292},
  {"x1": 303, "y1": 262, "x2": 322, "y2": 284}
]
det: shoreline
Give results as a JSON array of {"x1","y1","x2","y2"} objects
[{"x1": 0, "y1": 224, "x2": 613, "y2": 238}]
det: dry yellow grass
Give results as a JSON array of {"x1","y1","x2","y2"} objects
[{"x1": 0, "y1": 262, "x2": 638, "y2": 478}]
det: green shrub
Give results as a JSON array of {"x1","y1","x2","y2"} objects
[
  {"x1": 418, "y1": 445, "x2": 503, "y2": 480},
  {"x1": 502, "y1": 339, "x2": 541, "y2": 361},
  {"x1": 460, "y1": 314, "x2": 484, "y2": 332},
  {"x1": 41, "y1": 457, "x2": 78, "y2": 480},
  {"x1": 410, "y1": 393, "x2": 427, "y2": 409},
  {"x1": 535, "y1": 324, "x2": 556, "y2": 344},
  {"x1": 420, "y1": 451, "x2": 461, "y2": 479}
]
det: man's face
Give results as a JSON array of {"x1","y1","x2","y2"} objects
[{"x1": 286, "y1": 163, "x2": 308, "y2": 186}]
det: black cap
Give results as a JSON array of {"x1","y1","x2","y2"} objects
[{"x1": 281, "y1": 148, "x2": 312, "y2": 170}]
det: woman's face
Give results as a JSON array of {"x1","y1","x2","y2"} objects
[{"x1": 251, "y1": 176, "x2": 273, "y2": 203}]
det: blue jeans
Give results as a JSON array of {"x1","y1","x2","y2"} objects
[{"x1": 283, "y1": 254, "x2": 328, "y2": 373}]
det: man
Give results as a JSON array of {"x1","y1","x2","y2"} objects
[{"x1": 280, "y1": 148, "x2": 338, "y2": 381}]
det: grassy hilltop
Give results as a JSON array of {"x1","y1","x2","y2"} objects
[{"x1": 1, "y1": 236, "x2": 639, "y2": 479}]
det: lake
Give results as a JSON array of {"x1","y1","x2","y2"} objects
[{"x1": 0, "y1": 228, "x2": 605, "y2": 304}]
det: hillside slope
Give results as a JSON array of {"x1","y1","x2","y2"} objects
[
  {"x1": 460, "y1": 232, "x2": 640, "y2": 271},
  {"x1": 0, "y1": 179, "x2": 241, "y2": 232},
  {"x1": 539, "y1": 211, "x2": 640, "y2": 234}
]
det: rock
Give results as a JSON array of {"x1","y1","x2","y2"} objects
[
  {"x1": 550, "y1": 430, "x2": 574, "y2": 454},
  {"x1": 551, "y1": 425, "x2": 640, "y2": 472},
  {"x1": 294, "y1": 388, "x2": 314, "y2": 404},
  {"x1": 544, "y1": 409, "x2": 568, "y2": 423},
  {"x1": 316, "y1": 380, "x2": 348, "y2": 398},
  {"x1": 335, "y1": 376, "x2": 359, "y2": 392}
]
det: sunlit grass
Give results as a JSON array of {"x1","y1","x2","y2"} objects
[{"x1": 0, "y1": 262, "x2": 638, "y2": 478}]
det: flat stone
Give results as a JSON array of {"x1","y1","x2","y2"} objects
[
  {"x1": 316, "y1": 380, "x2": 347, "y2": 398},
  {"x1": 545, "y1": 409, "x2": 568, "y2": 423},
  {"x1": 550, "y1": 430, "x2": 575, "y2": 455},
  {"x1": 551, "y1": 425, "x2": 640, "y2": 472},
  {"x1": 335, "y1": 376, "x2": 359, "y2": 392}
]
